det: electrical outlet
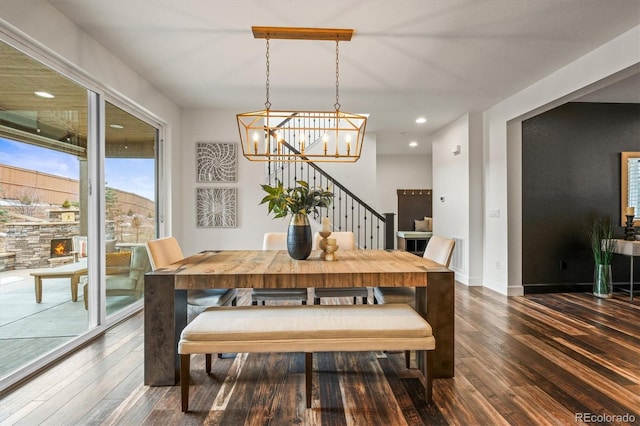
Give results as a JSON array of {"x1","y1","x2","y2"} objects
[
  {"x1": 495, "y1": 261, "x2": 500, "y2": 270},
  {"x1": 489, "y1": 209, "x2": 500, "y2": 218}
]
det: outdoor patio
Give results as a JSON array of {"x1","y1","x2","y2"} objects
[{"x1": 0, "y1": 267, "x2": 137, "y2": 379}]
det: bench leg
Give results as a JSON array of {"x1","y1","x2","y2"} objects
[
  {"x1": 205, "y1": 354, "x2": 212, "y2": 373},
  {"x1": 425, "y1": 350, "x2": 433, "y2": 404},
  {"x1": 405, "y1": 350, "x2": 411, "y2": 369},
  {"x1": 181, "y1": 354, "x2": 191, "y2": 412},
  {"x1": 305, "y1": 352, "x2": 313, "y2": 408}
]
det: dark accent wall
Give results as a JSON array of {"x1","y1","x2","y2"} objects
[
  {"x1": 522, "y1": 102, "x2": 640, "y2": 293},
  {"x1": 397, "y1": 189, "x2": 432, "y2": 231}
]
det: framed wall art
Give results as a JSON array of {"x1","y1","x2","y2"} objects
[
  {"x1": 196, "y1": 142, "x2": 237, "y2": 182},
  {"x1": 196, "y1": 187, "x2": 237, "y2": 228}
]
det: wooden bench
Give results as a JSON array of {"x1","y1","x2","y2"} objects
[{"x1": 178, "y1": 303, "x2": 435, "y2": 412}]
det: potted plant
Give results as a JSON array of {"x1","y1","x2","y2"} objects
[
  {"x1": 260, "y1": 180, "x2": 333, "y2": 259},
  {"x1": 589, "y1": 217, "x2": 615, "y2": 298}
]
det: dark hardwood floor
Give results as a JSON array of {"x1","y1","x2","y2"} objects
[{"x1": 1, "y1": 285, "x2": 639, "y2": 425}]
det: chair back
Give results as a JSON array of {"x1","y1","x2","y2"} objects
[
  {"x1": 423, "y1": 236, "x2": 455, "y2": 267},
  {"x1": 263, "y1": 233, "x2": 287, "y2": 250},
  {"x1": 146, "y1": 237, "x2": 184, "y2": 270},
  {"x1": 313, "y1": 231, "x2": 356, "y2": 251}
]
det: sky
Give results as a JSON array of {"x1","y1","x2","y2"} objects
[{"x1": 0, "y1": 138, "x2": 155, "y2": 201}]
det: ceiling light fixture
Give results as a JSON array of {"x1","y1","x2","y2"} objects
[
  {"x1": 110, "y1": 124, "x2": 124, "y2": 129},
  {"x1": 237, "y1": 26, "x2": 367, "y2": 162},
  {"x1": 415, "y1": 117, "x2": 427, "y2": 124},
  {"x1": 34, "y1": 91, "x2": 54, "y2": 99},
  {"x1": 409, "y1": 141, "x2": 418, "y2": 147}
]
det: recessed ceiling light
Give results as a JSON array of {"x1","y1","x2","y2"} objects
[
  {"x1": 409, "y1": 141, "x2": 418, "y2": 147},
  {"x1": 110, "y1": 124, "x2": 124, "y2": 129},
  {"x1": 34, "y1": 91, "x2": 55, "y2": 99},
  {"x1": 415, "y1": 117, "x2": 427, "y2": 124}
]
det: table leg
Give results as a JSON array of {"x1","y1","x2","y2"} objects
[
  {"x1": 415, "y1": 269, "x2": 455, "y2": 378},
  {"x1": 630, "y1": 256, "x2": 634, "y2": 302},
  {"x1": 34, "y1": 277, "x2": 43, "y2": 303},
  {"x1": 144, "y1": 274, "x2": 187, "y2": 386}
]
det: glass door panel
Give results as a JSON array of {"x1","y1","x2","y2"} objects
[
  {"x1": 102, "y1": 101, "x2": 156, "y2": 316},
  {"x1": 0, "y1": 40, "x2": 90, "y2": 379}
]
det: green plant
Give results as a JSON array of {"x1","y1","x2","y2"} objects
[
  {"x1": 589, "y1": 217, "x2": 615, "y2": 265},
  {"x1": 260, "y1": 180, "x2": 333, "y2": 218},
  {"x1": 61, "y1": 200, "x2": 71, "y2": 209}
]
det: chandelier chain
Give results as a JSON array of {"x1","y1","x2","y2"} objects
[
  {"x1": 334, "y1": 39, "x2": 341, "y2": 111},
  {"x1": 265, "y1": 38, "x2": 271, "y2": 110}
]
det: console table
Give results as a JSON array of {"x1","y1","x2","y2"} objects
[
  {"x1": 397, "y1": 231, "x2": 432, "y2": 256},
  {"x1": 612, "y1": 239, "x2": 640, "y2": 301}
]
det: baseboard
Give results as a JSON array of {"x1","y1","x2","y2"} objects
[{"x1": 523, "y1": 282, "x2": 631, "y2": 295}]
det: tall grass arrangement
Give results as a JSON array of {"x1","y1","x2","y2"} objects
[{"x1": 589, "y1": 217, "x2": 615, "y2": 265}]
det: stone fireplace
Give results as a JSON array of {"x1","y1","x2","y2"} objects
[{"x1": 4, "y1": 222, "x2": 79, "y2": 269}]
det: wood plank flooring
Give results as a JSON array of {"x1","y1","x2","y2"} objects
[{"x1": 1, "y1": 285, "x2": 638, "y2": 425}]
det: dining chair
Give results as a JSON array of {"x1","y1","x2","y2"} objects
[
  {"x1": 251, "y1": 233, "x2": 309, "y2": 305},
  {"x1": 373, "y1": 235, "x2": 455, "y2": 307},
  {"x1": 146, "y1": 237, "x2": 237, "y2": 309},
  {"x1": 374, "y1": 235, "x2": 454, "y2": 368},
  {"x1": 312, "y1": 231, "x2": 369, "y2": 305},
  {"x1": 146, "y1": 236, "x2": 237, "y2": 361}
]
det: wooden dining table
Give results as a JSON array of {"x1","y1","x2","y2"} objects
[{"x1": 143, "y1": 249, "x2": 455, "y2": 386}]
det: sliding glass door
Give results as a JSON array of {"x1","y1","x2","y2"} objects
[{"x1": 0, "y1": 39, "x2": 159, "y2": 390}]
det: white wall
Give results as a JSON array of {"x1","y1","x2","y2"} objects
[
  {"x1": 431, "y1": 113, "x2": 484, "y2": 285},
  {"x1": 468, "y1": 113, "x2": 484, "y2": 286},
  {"x1": 181, "y1": 109, "x2": 277, "y2": 253},
  {"x1": 432, "y1": 115, "x2": 468, "y2": 281},
  {"x1": 376, "y1": 154, "x2": 432, "y2": 233},
  {"x1": 483, "y1": 25, "x2": 640, "y2": 296}
]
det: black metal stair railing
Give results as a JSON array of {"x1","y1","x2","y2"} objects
[{"x1": 264, "y1": 115, "x2": 394, "y2": 249}]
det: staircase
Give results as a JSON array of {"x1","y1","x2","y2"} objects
[{"x1": 265, "y1": 114, "x2": 394, "y2": 250}]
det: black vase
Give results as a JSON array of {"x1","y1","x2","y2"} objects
[{"x1": 287, "y1": 213, "x2": 312, "y2": 260}]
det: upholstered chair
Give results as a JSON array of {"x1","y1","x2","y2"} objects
[
  {"x1": 373, "y1": 235, "x2": 455, "y2": 307},
  {"x1": 146, "y1": 237, "x2": 237, "y2": 309},
  {"x1": 374, "y1": 235, "x2": 454, "y2": 367},
  {"x1": 312, "y1": 231, "x2": 368, "y2": 304},
  {"x1": 146, "y1": 236, "x2": 237, "y2": 360},
  {"x1": 251, "y1": 233, "x2": 309, "y2": 305},
  {"x1": 82, "y1": 244, "x2": 151, "y2": 309}
]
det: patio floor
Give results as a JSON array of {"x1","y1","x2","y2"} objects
[{"x1": 0, "y1": 267, "x2": 137, "y2": 378}]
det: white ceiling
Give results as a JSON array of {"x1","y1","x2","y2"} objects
[{"x1": 46, "y1": 0, "x2": 640, "y2": 155}]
